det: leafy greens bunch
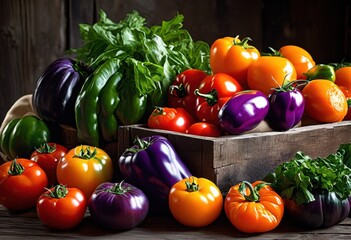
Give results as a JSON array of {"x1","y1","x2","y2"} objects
[
  {"x1": 71, "y1": 9, "x2": 211, "y2": 96},
  {"x1": 69, "y1": 10, "x2": 211, "y2": 146},
  {"x1": 264, "y1": 144, "x2": 351, "y2": 205}
]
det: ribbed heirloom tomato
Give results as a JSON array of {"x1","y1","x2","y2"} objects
[
  {"x1": 169, "y1": 176, "x2": 223, "y2": 227},
  {"x1": 224, "y1": 181, "x2": 284, "y2": 233},
  {"x1": 247, "y1": 56, "x2": 297, "y2": 96},
  {"x1": 56, "y1": 145, "x2": 113, "y2": 199},
  {"x1": 302, "y1": 79, "x2": 348, "y2": 123}
]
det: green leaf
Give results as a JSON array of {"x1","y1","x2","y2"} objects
[{"x1": 264, "y1": 145, "x2": 351, "y2": 205}]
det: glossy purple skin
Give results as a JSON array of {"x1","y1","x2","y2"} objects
[
  {"x1": 118, "y1": 135, "x2": 192, "y2": 208},
  {"x1": 218, "y1": 90, "x2": 269, "y2": 134},
  {"x1": 32, "y1": 58, "x2": 86, "y2": 127},
  {"x1": 285, "y1": 192, "x2": 350, "y2": 229},
  {"x1": 88, "y1": 182, "x2": 149, "y2": 230},
  {"x1": 267, "y1": 89, "x2": 305, "y2": 131}
]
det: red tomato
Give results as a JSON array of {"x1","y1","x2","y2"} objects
[
  {"x1": 195, "y1": 73, "x2": 243, "y2": 126},
  {"x1": 37, "y1": 184, "x2": 87, "y2": 230},
  {"x1": 210, "y1": 36, "x2": 260, "y2": 87},
  {"x1": 56, "y1": 145, "x2": 113, "y2": 199},
  {"x1": 168, "y1": 69, "x2": 208, "y2": 120},
  {"x1": 247, "y1": 56, "x2": 297, "y2": 95},
  {"x1": 30, "y1": 142, "x2": 68, "y2": 187},
  {"x1": 0, "y1": 158, "x2": 48, "y2": 211},
  {"x1": 169, "y1": 176, "x2": 223, "y2": 227},
  {"x1": 187, "y1": 122, "x2": 223, "y2": 137},
  {"x1": 147, "y1": 107, "x2": 195, "y2": 133}
]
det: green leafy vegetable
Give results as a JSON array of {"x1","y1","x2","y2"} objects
[
  {"x1": 264, "y1": 144, "x2": 351, "y2": 205},
  {"x1": 70, "y1": 10, "x2": 211, "y2": 94}
]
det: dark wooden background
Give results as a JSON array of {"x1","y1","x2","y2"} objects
[{"x1": 0, "y1": 0, "x2": 350, "y2": 124}]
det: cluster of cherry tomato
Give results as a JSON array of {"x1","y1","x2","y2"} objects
[{"x1": 147, "y1": 35, "x2": 351, "y2": 137}]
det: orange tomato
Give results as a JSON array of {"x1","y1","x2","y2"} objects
[
  {"x1": 247, "y1": 56, "x2": 297, "y2": 95},
  {"x1": 168, "y1": 176, "x2": 223, "y2": 227},
  {"x1": 302, "y1": 79, "x2": 347, "y2": 123},
  {"x1": 279, "y1": 45, "x2": 315, "y2": 79},
  {"x1": 335, "y1": 66, "x2": 351, "y2": 89},
  {"x1": 224, "y1": 181, "x2": 284, "y2": 233},
  {"x1": 56, "y1": 145, "x2": 113, "y2": 198},
  {"x1": 210, "y1": 36, "x2": 260, "y2": 87}
]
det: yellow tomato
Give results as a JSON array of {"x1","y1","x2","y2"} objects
[
  {"x1": 169, "y1": 176, "x2": 223, "y2": 227},
  {"x1": 56, "y1": 145, "x2": 113, "y2": 198},
  {"x1": 247, "y1": 56, "x2": 297, "y2": 95}
]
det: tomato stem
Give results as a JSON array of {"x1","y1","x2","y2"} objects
[
  {"x1": 194, "y1": 89, "x2": 218, "y2": 106},
  {"x1": 35, "y1": 143, "x2": 56, "y2": 154},
  {"x1": 238, "y1": 181, "x2": 268, "y2": 202},
  {"x1": 185, "y1": 177, "x2": 199, "y2": 192},
  {"x1": 46, "y1": 184, "x2": 69, "y2": 198},
  {"x1": 8, "y1": 159, "x2": 24, "y2": 175},
  {"x1": 73, "y1": 146, "x2": 97, "y2": 159}
]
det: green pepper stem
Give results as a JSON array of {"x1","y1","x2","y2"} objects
[
  {"x1": 194, "y1": 89, "x2": 218, "y2": 106},
  {"x1": 8, "y1": 159, "x2": 24, "y2": 175},
  {"x1": 169, "y1": 84, "x2": 186, "y2": 98}
]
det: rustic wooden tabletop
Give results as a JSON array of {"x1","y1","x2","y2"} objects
[{"x1": 1, "y1": 205, "x2": 351, "y2": 239}]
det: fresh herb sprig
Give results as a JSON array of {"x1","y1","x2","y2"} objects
[{"x1": 264, "y1": 144, "x2": 351, "y2": 205}]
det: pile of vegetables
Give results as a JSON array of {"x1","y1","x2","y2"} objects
[
  {"x1": 2, "y1": 9, "x2": 351, "y2": 235},
  {"x1": 32, "y1": 10, "x2": 211, "y2": 146}
]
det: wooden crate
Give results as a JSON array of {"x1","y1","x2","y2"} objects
[{"x1": 117, "y1": 121, "x2": 351, "y2": 193}]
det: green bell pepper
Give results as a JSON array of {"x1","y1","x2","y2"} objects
[
  {"x1": 115, "y1": 86, "x2": 147, "y2": 125},
  {"x1": 75, "y1": 58, "x2": 121, "y2": 146},
  {"x1": 0, "y1": 115, "x2": 51, "y2": 159},
  {"x1": 304, "y1": 64, "x2": 336, "y2": 82},
  {"x1": 98, "y1": 71, "x2": 122, "y2": 142}
]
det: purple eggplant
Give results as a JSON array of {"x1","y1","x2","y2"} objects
[
  {"x1": 267, "y1": 82, "x2": 305, "y2": 131},
  {"x1": 284, "y1": 191, "x2": 350, "y2": 229},
  {"x1": 32, "y1": 58, "x2": 89, "y2": 127},
  {"x1": 218, "y1": 90, "x2": 269, "y2": 134},
  {"x1": 118, "y1": 135, "x2": 192, "y2": 210},
  {"x1": 88, "y1": 181, "x2": 149, "y2": 230}
]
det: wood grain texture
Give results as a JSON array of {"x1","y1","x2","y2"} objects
[{"x1": 0, "y1": 205, "x2": 351, "y2": 239}]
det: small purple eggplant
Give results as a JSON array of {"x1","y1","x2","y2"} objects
[
  {"x1": 118, "y1": 135, "x2": 192, "y2": 210},
  {"x1": 267, "y1": 81, "x2": 305, "y2": 131},
  {"x1": 285, "y1": 191, "x2": 350, "y2": 229},
  {"x1": 218, "y1": 90, "x2": 269, "y2": 135},
  {"x1": 89, "y1": 181, "x2": 149, "y2": 230}
]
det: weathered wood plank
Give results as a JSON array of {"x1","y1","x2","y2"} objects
[{"x1": 0, "y1": 205, "x2": 351, "y2": 239}]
